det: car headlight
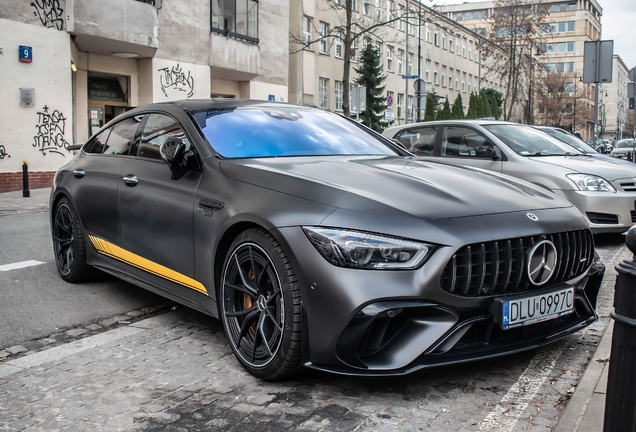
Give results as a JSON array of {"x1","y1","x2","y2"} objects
[
  {"x1": 302, "y1": 227, "x2": 435, "y2": 270},
  {"x1": 566, "y1": 174, "x2": 616, "y2": 193}
]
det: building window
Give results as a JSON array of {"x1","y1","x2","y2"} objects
[
  {"x1": 407, "y1": 52, "x2": 413, "y2": 76},
  {"x1": 449, "y1": 36, "x2": 453, "y2": 52},
  {"x1": 557, "y1": 42, "x2": 565, "y2": 53},
  {"x1": 319, "y1": 78, "x2": 329, "y2": 109},
  {"x1": 456, "y1": 37, "x2": 460, "y2": 55},
  {"x1": 468, "y1": 74, "x2": 472, "y2": 92},
  {"x1": 568, "y1": 21, "x2": 575, "y2": 31},
  {"x1": 407, "y1": 96, "x2": 414, "y2": 120},
  {"x1": 558, "y1": 21, "x2": 566, "y2": 32},
  {"x1": 303, "y1": 16, "x2": 312, "y2": 48},
  {"x1": 335, "y1": 81, "x2": 343, "y2": 111},
  {"x1": 434, "y1": 62, "x2": 439, "y2": 85},
  {"x1": 363, "y1": 0, "x2": 370, "y2": 16},
  {"x1": 448, "y1": 68, "x2": 453, "y2": 89},
  {"x1": 425, "y1": 59, "x2": 430, "y2": 82},
  {"x1": 425, "y1": 23, "x2": 430, "y2": 43},
  {"x1": 567, "y1": 41, "x2": 575, "y2": 52},
  {"x1": 350, "y1": 84, "x2": 357, "y2": 112},
  {"x1": 455, "y1": 71, "x2": 459, "y2": 90},
  {"x1": 442, "y1": 33, "x2": 447, "y2": 49},
  {"x1": 456, "y1": 13, "x2": 463, "y2": 20},
  {"x1": 397, "y1": 4, "x2": 404, "y2": 31},
  {"x1": 441, "y1": 66, "x2": 446, "y2": 87},
  {"x1": 462, "y1": 39, "x2": 466, "y2": 57},
  {"x1": 408, "y1": 9, "x2": 415, "y2": 35},
  {"x1": 211, "y1": 0, "x2": 259, "y2": 41},
  {"x1": 351, "y1": 41, "x2": 357, "y2": 62},
  {"x1": 352, "y1": 0, "x2": 357, "y2": 11},
  {"x1": 462, "y1": 72, "x2": 466, "y2": 92},
  {"x1": 397, "y1": 49, "x2": 403, "y2": 74},
  {"x1": 434, "y1": 26, "x2": 439, "y2": 46},
  {"x1": 468, "y1": 40, "x2": 473, "y2": 60},
  {"x1": 387, "y1": 46, "x2": 394, "y2": 72},
  {"x1": 335, "y1": 31, "x2": 343, "y2": 58},
  {"x1": 565, "y1": 62, "x2": 574, "y2": 72},
  {"x1": 319, "y1": 22, "x2": 329, "y2": 54},
  {"x1": 387, "y1": 1, "x2": 394, "y2": 26},
  {"x1": 375, "y1": 0, "x2": 382, "y2": 20},
  {"x1": 397, "y1": 93, "x2": 404, "y2": 118}
]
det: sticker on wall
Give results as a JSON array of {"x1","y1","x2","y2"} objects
[
  {"x1": 31, "y1": 0, "x2": 64, "y2": 30},
  {"x1": 0, "y1": 145, "x2": 10, "y2": 160},
  {"x1": 158, "y1": 63, "x2": 195, "y2": 98},
  {"x1": 33, "y1": 106, "x2": 71, "y2": 156}
]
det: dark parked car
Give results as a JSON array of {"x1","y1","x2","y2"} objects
[{"x1": 51, "y1": 101, "x2": 604, "y2": 379}]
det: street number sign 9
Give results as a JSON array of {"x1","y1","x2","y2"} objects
[{"x1": 19, "y1": 45, "x2": 33, "y2": 63}]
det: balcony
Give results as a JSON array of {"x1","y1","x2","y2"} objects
[{"x1": 67, "y1": 0, "x2": 158, "y2": 58}]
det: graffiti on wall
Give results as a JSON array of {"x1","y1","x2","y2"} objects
[
  {"x1": 33, "y1": 106, "x2": 71, "y2": 156},
  {"x1": 0, "y1": 145, "x2": 10, "y2": 160},
  {"x1": 159, "y1": 64, "x2": 195, "y2": 98},
  {"x1": 31, "y1": 0, "x2": 64, "y2": 31}
]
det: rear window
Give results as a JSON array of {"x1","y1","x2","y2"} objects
[{"x1": 193, "y1": 107, "x2": 397, "y2": 158}]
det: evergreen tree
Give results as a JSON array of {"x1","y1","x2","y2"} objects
[
  {"x1": 451, "y1": 94, "x2": 465, "y2": 119},
  {"x1": 354, "y1": 45, "x2": 388, "y2": 132},
  {"x1": 438, "y1": 96, "x2": 452, "y2": 120},
  {"x1": 481, "y1": 88, "x2": 504, "y2": 120},
  {"x1": 479, "y1": 92, "x2": 490, "y2": 118},
  {"x1": 466, "y1": 93, "x2": 477, "y2": 119}
]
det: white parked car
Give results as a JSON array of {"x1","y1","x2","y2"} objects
[
  {"x1": 610, "y1": 139, "x2": 636, "y2": 159},
  {"x1": 383, "y1": 120, "x2": 636, "y2": 233}
]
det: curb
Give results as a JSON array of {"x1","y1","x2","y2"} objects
[{"x1": 554, "y1": 320, "x2": 613, "y2": 432}]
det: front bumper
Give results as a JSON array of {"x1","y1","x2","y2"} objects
[
  {"x1": 273, "y1": 218, "x2": 604, "y2": 376},
  {"x1": 556, "y1": 189, "x2": 636, "y2": 233}
]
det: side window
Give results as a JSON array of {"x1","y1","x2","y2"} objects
[
  {"x1": 138, "y1": 114, "x2": 192, "y2": 162},
  {"x1": 84, "y1": 128, "x2": 112, "y2": 154},
  {"x1": 442, "y1": 127, "x2": 494, "y2": 157},
  {"x1": 395, "y1": 127, "x2": 437, "y2": 155},
  {"x1": 103, "y1": 116, "x2": 142, "y2": 156}
]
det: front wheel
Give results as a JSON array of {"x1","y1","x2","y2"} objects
[{"x1": 220, "y1": 228, "x2": 304, "y2": 380}]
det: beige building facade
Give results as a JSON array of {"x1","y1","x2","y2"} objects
[
  {"x1": 289, "y1": 0, "x2": 505, "y2": 125},
  {"x1": 0, "y1": 0, "x2": 289, "y2": 192},
  {"x1": 439, "y1": 0, "x2": 604, "y2": 141},
  {"x1": 598, "y1": 55, "x2": 631, "y2": 140}
]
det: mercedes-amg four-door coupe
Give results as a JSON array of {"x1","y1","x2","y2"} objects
[{"x1": 51, "y1": 101, "x2": 604, "y2": 380}]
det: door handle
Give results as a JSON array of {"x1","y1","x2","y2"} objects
[
  {"x1": 122, "y1": 175, "x2": 138, "y2": 186},
  {"x1": 73, "y1": 169, "x2": 85, "y2": 178}
]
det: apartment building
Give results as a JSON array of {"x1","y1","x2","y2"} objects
[
  {"x1": 599, "y1": 55, "x2": 631, "y2": 140},
  {"x1": 0, "y1": 0, "x2": 288, "y2": 192},
  {"x1": 439, "y1": 0, "x2": 604, "y2": 141},
  {"x1": 289, "y1": 0, "x2": 505, "y2": 125}
]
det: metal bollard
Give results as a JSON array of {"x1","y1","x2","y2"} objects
[
  {"x1": 603, "y1": 226, "x2": 636, "y2": 432},
  {"x1": 22, "y1": 160, "x2": 30, "y2": 198}
]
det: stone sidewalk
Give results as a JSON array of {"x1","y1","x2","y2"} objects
[{"x1": 0, "y1": 187, "x2": 50, "y2": 216}]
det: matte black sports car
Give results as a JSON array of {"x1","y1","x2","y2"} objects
[{"x1": 51, "y1": 100, "x2": 604, "y2": 379}]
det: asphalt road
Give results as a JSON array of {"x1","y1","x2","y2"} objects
[{"x1": 0, "y1": 212, "x2": 163, "y2": 348}]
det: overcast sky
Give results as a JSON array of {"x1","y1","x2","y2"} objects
[{"x1": 430, "y1": 0, "x2": 635, "y2": 70}]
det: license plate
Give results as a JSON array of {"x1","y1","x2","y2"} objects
[{"x1": 501, "y1": 287, "x2": 574, "y2": 330}]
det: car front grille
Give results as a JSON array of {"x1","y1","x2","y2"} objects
[
  {"x1": 631, "y1": 211, "x2": 636, "y2": 223},
  {"x1": 440, "y1": 229, "x2": 593, "y2": 297},
  {"x1": 586, "y1": 212, "x2": 619, "y2": 224}
]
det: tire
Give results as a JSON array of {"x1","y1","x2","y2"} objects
[
  {"x1": 220, "y1": 228, "x2": 304, "y2": 380},
  {"x1": 52, "y1": 197, "x2": 94, "y2": 283}
]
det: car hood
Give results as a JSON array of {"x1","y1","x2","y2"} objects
[
  {"x1": 527, "y1": 155, "x2": 636, "y2": 181},
  {"x1": 220, "y1": 156, "x2": 571, "y2": 220}
]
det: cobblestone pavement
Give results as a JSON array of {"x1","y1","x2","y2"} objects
[{"x1": 0, "y1": 237, "x2": 627, "y2": 432}]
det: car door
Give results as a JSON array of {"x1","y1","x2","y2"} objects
[
  {"x1": 71, "y1": 116, "x2": 143, "y2": 243},
  {"x1": 118, "y1": 112, "x2": 203, "y2": 288},
  {"x1": 432, "y1": 125, "x2": 504, "y2": 173}
]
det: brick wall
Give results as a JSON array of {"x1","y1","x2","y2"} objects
[{"x1": 0, "y1": 171, "x2": 55, "y2": 193}]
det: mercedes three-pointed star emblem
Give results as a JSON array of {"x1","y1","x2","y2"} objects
[{"x1": 527, "y1": 240, "x2": 558, "y2": 286}]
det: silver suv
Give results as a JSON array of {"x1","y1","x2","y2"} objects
[{"x1": 383, "y1": 120, "x2": 636, "y2": 233}]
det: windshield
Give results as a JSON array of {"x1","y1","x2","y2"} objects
[
  {"x1": 615, "y1": 140, "x2": 636, "y2": 148},
  {"x1": 484, "y1": 124, "x2": 585, "y2": 156},
  {"x1": 539, "y1": 128, "x2": 597, "y2": 154},
  {"x1": 193, "y1": 107, "x2": 397, "y2": 158}
]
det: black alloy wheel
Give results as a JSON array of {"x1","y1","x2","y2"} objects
[
  {"x1": 221, "y1": 228, "x2": 303, "y2": 380},
  {"x1": 53, "y1": 197, "x2": 93, "y2": 282}
]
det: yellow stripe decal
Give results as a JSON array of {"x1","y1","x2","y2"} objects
[{"x1": 88, "y1": 235, "x2": 208, "y2": 295}]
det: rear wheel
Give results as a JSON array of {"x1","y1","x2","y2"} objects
[
  {"x1": 53, "y1": 197, "x2": 93, "y2": 282},
  {"x1": 220, "y1": 228, "x2": 303, "y2": 380}
]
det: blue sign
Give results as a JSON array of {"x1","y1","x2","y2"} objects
[
  {"x1": 268, "y1": 94, "x2": 275, "y2": 101},
  {"x1": 19, "y1": 45, "x2": 32, "y2": 63},
  {"x1": 401, "y1": 75, "x2": 418, "y2": 79}
]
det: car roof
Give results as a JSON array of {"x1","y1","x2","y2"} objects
[
  {"x1": 130, "y1": 99, "x2": 307, "y2": 114},
  {"x1": 384, "y1": 119, "x2": 520, "y2": 134}
]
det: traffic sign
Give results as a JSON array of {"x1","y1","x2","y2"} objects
[
  {"x1": 413, "y1": 79, "x2": 426, "y2": 92},
  {"x1": 387, "y1": 94, "x2": 393, "y2": 107},
  {"x1": 401, "y1": 75, "x2": 418, "y2": 79},
  {"x1": 629, "y1": 67, "x2": 635, "y2": 82},
  {"x1": 385, "y1": 107, "x2": 395, "y2": 120}
]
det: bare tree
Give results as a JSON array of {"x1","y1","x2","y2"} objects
[
  {"x1": 534, "y1": 70, "x2": 573, "y2": 127},
  {"x1": 625, "y1": 110, "x2": 635, "y2": 139},
  {"x1": 481, "y1": 0, "x2": 547, "y2": 122},
  {"x1": 290, "y1": 1, "x2": 434, "y2": 117}
]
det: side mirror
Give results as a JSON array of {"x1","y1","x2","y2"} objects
[
  {"x1": 160, "y1": 138, "x2": 187, "y2": 180},
  {"x1": 475, "y1": 145, "x2": 500, "y2": 160}
]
